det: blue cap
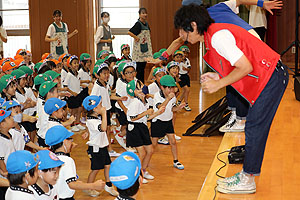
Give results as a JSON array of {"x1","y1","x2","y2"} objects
[
  {"x1": 2, "y1": 100, "x2": 21, "y2": 110},
  {"x1": 0, "y1": 98, "x2": 4, "y2": 107},
  {"x1": 109, "y1": 152, "x2": 141, "y2": 190},
  {"x1": 82, "y1": 95, "x2": 102, "y2": 111},
  {"x1": 7, "y1": 150, "x2": 38, "y2": 174},
  {"x1": 0, "y1": 109, "x2": 11, "y2": 123},
  {"x1": 35, "y1": 150, "x2": 64, "y2": 170},
  {"x1": 45, "y1": 125, "x2": 74, "y2": 146},
  {"x1": 44, "y1": 98, "x2": 67, "y2": 115}
]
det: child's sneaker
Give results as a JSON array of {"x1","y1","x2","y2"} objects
[
  {"x1": 83, "y1": 190, "x2": 101, "y2": 197},
  {"x1": 141, "y1": 177, "x2": 148, "y2": 184},
  {"x1": 109, "y1": 150, "x2": 120, "y2": 157},
  {"x1": 217, "y1": 171, "x2": 256, "y2": 194},
  {"x1": 158, "y1": 137, "x2": 169, "y2": 145},
  {"x1": 143, "y1": 171, "x2": 154, "y2": 180},
  {"x1": 115, "y1": 134, "x2": 126, "y2": 149},
  {"x1": 80, "y1": 117, "x2": 86, "y2": 124},
  {"x1": 174, "y1": 134, "x2": 181, "y2": 140},
  {"x1": 104, "y1": 185, "x2": 119, "y2": 196},
  {"x1": 71, "y1": 125, "x2": 80, "y2": 132},
  {"x1": 77, "y1": 124, "x2": 86, "y2": 130},
  {"x1": 184, "y1": 104, "x2": 192, "y2": 111},
  {"x1": 173, "y1": 161, "x2": 184, "y2": 170}
]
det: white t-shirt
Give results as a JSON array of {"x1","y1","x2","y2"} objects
[
  {"x1": 108, "y1": 74, "x2": 114, "y2": 88},
  {"x1": 179, "y1": 58, "x2": 191, "y2": 75},
  {"x1": 47, "y1": 117, "x2": 63, "y2": 132},
  {"x1": 223, "y1": 0, "x2": 239, "y2": 14},
  {"x1": 24, "y1": 87, "x2": 37, "y2": 116},
  {"x1": 55, "y1": 153, "x2": 77, "y2": 199},
  {"x1": 0, "y1": 133, "x2": 16, "y2": 165},
  {"x1": 15, "y1": 90, "x2": 35, "y2": 116},
  {"x1": 94, "y1": 25, "x2": 111, "y2": 44},
  {"x1": 91, "y1": 80, "x2": 112, "y2": 110},
  {"x1": 46, "y1": 22, "x2": 69, "y2": 37},
  {"x1": 211, "y1": 29, "x2": 244, "y2": 66},
  {"x1": 0, "y1": 27, "x2": 7, "y2": 53},
  {"x1": 36, "y1": 97, "x2": 49, "y2": 139},
  {"x1": 249, "y1": 5, "x2": 267, "y2": 29},
  {"x1": 152, "y1": 91, "x2": 176, "y2": 122},
  {"x1": 148, "y1": 81, "x2": 160, "y2": 107},
  {"x1": 86, "y1": 116, "x2": 109, "y2": 148},
  {"x1": 78, "y1": 68, "x2": 91, "y2": 90},
  {"x1": 9, "y1": 125, "x2": 30, "y2": 151},
  {"x1": 61, "y1": 68, "x2": 68, "y2": 86},
  {"x1": 127, "y1": 98, "x2": 148, "y2": 124},
  {"x1": 30, "y1": 184, "x2": 58, "y2": 200},
  {"x1": 115, "y1": 78, "x2": 131, "y2": 111},
  {"x1": 5, "y1": 186, "x2": 35, "y2": 200},
  {"x1": 64, "y1": 71, "x2": 81, "y2": 94}
]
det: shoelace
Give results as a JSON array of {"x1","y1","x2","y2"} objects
[
  {"x1": 227, "y1": 176, "x2": 241, "y2": 187},
  {"x1": 225, "y1": 119, "x2": 236, "y2": 128},
  {"x1": 224, "y1": 172, "x2": 240, "y2": 182}
]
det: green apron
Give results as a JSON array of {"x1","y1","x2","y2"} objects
[{"x1": 50, "y1": 22, "x2": 68, "y2": 59}]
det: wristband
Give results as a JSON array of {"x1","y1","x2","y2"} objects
[
  {"x1": 161, "y1": 51, "x2": 169, "y2": 59},
  {"x1": 159, "y1": 56, "x2": 168, "y2": 61},
  {"x1": 257, "y1": 0, "x2": 264, "y2": 7}
]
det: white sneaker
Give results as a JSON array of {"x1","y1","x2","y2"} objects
[
  {"x1": 217, "y1": 171, "x2": 256, "y2": 194},
  {"x1": 77, "y1": 124, "x2": 86, "y2": 130},
  {"x1": 115, "y1": 134, "x2": 126, "y2": 149},
  {"x1": 220, "y1": 119, "x2": 245, "y2": 133},
  {"x1": 141, "y1": 177, "x2": 148, "y2": 184},
  {"x1": 158, "y1": 137, "x2": 169, "y2": 145},
  {"x1": 104, "y1": 185, "x2": 119, "y2": 196},
  {"x1": 67, "y1": 113, "x2": 71, "y2": 119},
  {"x1": 109, "y1": 150, "x2": 120, "y2": 157},
  {"x1": 219, "y1": 111, "x2": 236, "y2": 132},
  {"x1": 184, "y1": 104, "x2": 192, "y2": 111},
  {"x1": 83, "y1": 190, "x2": 101, "y2": 197},
  {"x1": 174, "y1": 134, "x2": 181, "y2": 140},
  {"x1": 173, "y1": 161, "x2": 184, "y2": 170},
  {"x1": 126, "y1": 147, "x2": 137, "y2": 153},
  {"x1": 71, "y1": 125, "x2": 80, "y2": 132},
  {"x1": 80, "y1": 117, "x2": 86, "y2": 124},
  {"x1": 143, "y1": 171, "x2": 154, "y2": 180}
]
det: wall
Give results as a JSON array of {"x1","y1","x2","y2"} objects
[{"x1": 28, "y1": 0, "x2": 94, "y2": 63}]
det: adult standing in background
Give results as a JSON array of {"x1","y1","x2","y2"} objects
[
  {"x1": 0, "y1": 16, "x2": 7, "y2": 59},
  {"x1": 95, "y1": 12, "x2": 114, "y2": 57},
  {"x1": 249, "y1": 3, "x2": 268, "y2": 41},
  {"x1": 45, "y1": 10, "x2": 78, "y2": 60},
  {"x1": 128, "y1": 8, "x2": 153, "y2": 82}
]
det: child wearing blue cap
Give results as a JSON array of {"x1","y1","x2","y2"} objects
[
  {"x1": 109, "y1": 152, "x2": 142, "y2": 200},
  {"x1": 126, "y1": 80, "x2": 165, "y2": 183},
  {"x1": 2, "y1": 100, "x2": 44, "y2": 152},
  {"x1": 5, "y1": 150, "x2": 39, "y2": 200},
  {"x1": 29, "y1": 150, "x2": 64, "y2": 200},
  {"x1": 45, "y1": 125, "x2": 104, "y2": 199},
  {"x1": 82, "y1": 95, "x2": 119, "y2": 197}
]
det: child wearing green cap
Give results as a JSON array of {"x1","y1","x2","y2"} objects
[
  {"x1": 0, "y1": 74, "x2": 17, "y2": 101},
  {"x1": 147, "y1": 67, "x2": 166, "y2": 108},
  {"x1": 126, "y1": 80, "x2": 165, "y2": 183},
  {"x1": 151, "y1": 75, "x2": 186, "y2": 170},
  {"x1": 119, "y1": 44, "x2": 132, "y2": 61}
]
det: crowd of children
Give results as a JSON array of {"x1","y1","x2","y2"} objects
[{"x1": 0, "y1": 39, "x2": 193, "y2": 199}]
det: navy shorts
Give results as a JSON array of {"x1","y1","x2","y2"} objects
[
  {"x1": 126, "y1": 122, "x2": 152, "y2": 147},
  {"x1": 87, "y1": 146, "x2": 111, "y2": 170},
  {"x1": 151, "y1": 119, "x2": 174, "y2": 138}
]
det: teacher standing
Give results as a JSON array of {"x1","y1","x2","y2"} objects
[{"x1": 128, "y1": 8, "x2": 153, "y2": 82}]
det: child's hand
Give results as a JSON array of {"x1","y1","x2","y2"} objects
[
  {"x1": 158, "y1": 106, "x2": 166, "y2": 114},
  {"x1": 145, "y1": 94, "x2": 154, "y2": 99},
  {"x1": 167, "y1": 92, "x2": 175, "y2": 100},
  {"x1": 69, "y1": 116, "x2": 76, "y2": 124},
  {"x1": 120, "y1": 96, "x2": 128, "y2": 101},
  {"x1": 81, "y1": 132, "x2": 89, "y2": 140},
  {"x1": 93, "y1": 180, "x2": 105, "y2": 190},
  {"x1": 28, "y1": 116, "x2": 37, "y2": 123},
  {"x1": 147, "y1": 108, "x2": 154, "y2": 115}
]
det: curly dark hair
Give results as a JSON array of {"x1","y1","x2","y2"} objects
[{"x1": 174, "y1": 4, "x2": 214, "y2": 35}]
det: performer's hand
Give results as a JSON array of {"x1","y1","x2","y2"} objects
[
  {"x1": 145, "y1": 57, "x2": 162, "y2": 65},
  {"x1": 200, "y1": 72, "x2": 220, "y2": 83},
  {"x1": 201, "y1": 79, "x2": 222, "y2": 94},
  {"x1": 263, "y1": 0, "x2": 283, "y2": 15}
]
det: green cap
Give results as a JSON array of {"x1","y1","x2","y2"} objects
[
  {"x1": 44, "y1": 70, "x2": 60, "y2": 81},
  {"x1": 126, "y1": 80, "x2": 136, "y2": 97},
  {"x1": 179, "y1": 45, "x2": 190, "y2": 52},
  {"x1": 39, "y1": 81, "x2": 57, "y2": 97},
  {"x1": 121, "y1": 44, "x2": 130, "y2": 51},
  {"x1": 34, "y1": 74, "x2": 49, "y2": 86},
  {"x1": 153, "y1": 52, "x2": 162, "y2": 59},
  {"x1": 0, "y1": 74, "x2": 14, "y2": 92},
  {"x1": 93, "y1": 59, "x2": 105, "y2": 75},
  {"x1": 167, "y1": 61, "x2": 179, "y2": 70},
  {"x1": 80, "y1": 53, "x2": 91, "y2": 61},
  {"x1": 11, "y1": 69, "x2": 27, "y2": 79},
  {"x1": 97, "y1": 50, "x2": 109, "y2": 59},
  {"x1": 119, "y1": 61, "x2": 136, "y2": 74},
  {"x1": 34, "y1": 62, "x2": 43, "y2": 72},
  {"x1": 153, "y1": 67, "x2": 166, "y2": 76},
  {"x1": 174, "y1": 50, "x2": 184, "y2": 56},
  {"x1": 160, "y1": 75, "x2": 176, "y2": 87},
  {"x1": 19, "y1": 66, "x2": 33, "y2": 76},
  {"x1": 159, "y1": 48, "x2": 167, "y2": 54}
]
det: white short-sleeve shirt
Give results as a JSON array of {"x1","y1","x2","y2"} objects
[
  {"x1": 0, "y1": 133, "x2": 16, "y2": 165},
  {"x1": 55, "y1": 153, "x2": 77, "y2": 199},
  {"x1": 24, "y1": 87, "x2": 37, "y2": 116},
  {"x1": 9, "y1": 125, "x2": 30, "y2": 151},
  {"x1": 30, "y1": 184, "x2": 58, "y2": 200},
  {"x1": 5, "y1": 186, "x2": 35, "y2": 200},
  {"x1": 147, "y1": 81, "x2": 160, "y2": 107},
  {"x1": 64, "y1": 71, "x2": 81, "y2": 94},
  {"x1": 61, "y1": 68, "x2": 68, "y2": 86},
  {"x1": 86, "y1": 116, "x2": 109, "y2": 148},
  {"x1": 152, "y1": 91, "x2": 176, "y2": 122},
  {"x1": 179, "y1": 58, "x2": 191, "y2": 75},
  {"x1": 78, "y1": 68, "x2": 91, "y2": 90},
  {"x1": 36, "y1": 97, "x2": 49, "y2": 139},
  {"x1": 115, "y1": 78, "x2": 131, "y2": 110},
  {"x1": 46, "y1": 22, "x2": 69, "y2": 38},
  {"x1": 127, "y1": 98, "x2": 148, "y2": 124},
  {"x1": 90, "y1": 80, "x2": 112, "y2": 110}
]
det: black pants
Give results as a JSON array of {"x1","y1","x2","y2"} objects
[
  {"x1": 136, "y1": 62, "x2": 147, "y2": 83},
  {"x1": 254, "y1": 27, "x2": 267, "y2": 41}
]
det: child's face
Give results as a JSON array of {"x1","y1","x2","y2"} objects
[
  {"x1": 53, "y1": 77, "x2": 61, "y2": 88},
  {"x1": 10, "y1": 106, "x2": 22, "y2": 117},
  {"x1": 109, "y1": 62, "x2": 116, "y2": 70},
  {"x1": 161, "y1": 86, "x2": 175, "y2": 97},
  {"x1": 99, "y1": 68, "x2": 110, "y2": 82},
  {"x1": 70, "y1": 59, "x2": 79, "y2": 70},
  {"x1": 85, "y1": 60, "x2": 92, "y2": 68},
  {"x1": 39, "y1": 167, "x2": 61, "y2": 186},
  {"x1": 63, "y1": 59, "x2": 68, "y2": 68},
  {"x1": 2, "y1": 115, "x2": 15, "y2": 129},
  {"x1": 168, "y1": 66, "x2": 179, "y2": 77},
  {"x1": 183, "y1": 52, "x2": 189, "y2": 59},
  {"x1": 101, "y1": 54, "x2": 109, "y2": 60},
  {"x1": 53, "y1": 107, "x2": 64, "y2": 119},
  {"x1": 122, "y1": 48, "x2": 130, "y2": 56},
  {"x1": 19, "y1": 77, "x2": 27, "y2": 88},
  {"x1": 174, "y1": 54, "x2": 183, "y2": 62},
  {"x1": 48, "y1": 87, "x2": 59, "y2": 99},
  {"x1": 55, "y1": 63, "x2": 62, "y2": 73},
  {"x1": 154, "y1": 72, "x2": 165, "y2": 83},
  {"x1": 5, "y1": 82, "x2": 16, "y2": 96},
  {"x1": 23, "y1": 55, "x2": 30, "y2": 64},
  {"x1": 123, "y1": 67, "x2": 136, "y2": 82}
]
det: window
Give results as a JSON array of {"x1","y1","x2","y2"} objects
[
  {"x1": 96, "y1": 0, "x2": 139, "y2": 58},
  {"x1": 1, "y1": 0, "x2": 30, "y2": 58}
]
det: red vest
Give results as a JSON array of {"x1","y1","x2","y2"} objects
[{"x1": 203, "y1": 23, "x2": 280, "y2": 105}]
